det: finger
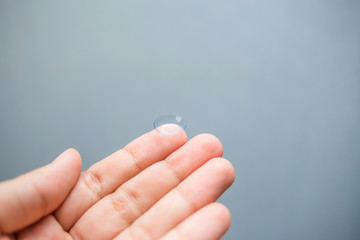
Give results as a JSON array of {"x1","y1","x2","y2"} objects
[
  {"x1": 55, "y1": 130, "x2": 187, "y2": 231},
  {"x1": 0, "y1": 149, "x2": 81, "y2": 234},
  {"x1": 160, "y1": 203, "x2": 231, "y2": 240},
  {"x1": 69, "y1": 134, "x2": 223, "y2": 240},
  {"x1": 114, "y1": 157, "x2": 235, "y2": 240},
  {"x1": 16, "y1": 215, "x2": 72, "y2": 240}
]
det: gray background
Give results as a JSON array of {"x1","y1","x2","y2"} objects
[{"x1": 1, "y1": 0, "x2": 359, "y2": 239}]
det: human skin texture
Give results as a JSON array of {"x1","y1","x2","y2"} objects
[{"x1": 0, "y1": 130, "x2": 235, "y2": 240}]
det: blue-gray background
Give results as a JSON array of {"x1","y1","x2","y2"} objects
[{"x1": 1, "y1": 1, "x2": 359, "y2": 239}]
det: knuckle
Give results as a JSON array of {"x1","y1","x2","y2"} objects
[
  {"x1": 110, "y1": 187, "x2": 143, "y2": 226},
  {"x1": 81, "y1": 170, "x2": 104, "y2": 198}
]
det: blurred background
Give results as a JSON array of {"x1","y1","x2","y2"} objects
[{"x1": 1, "y1": 0, "x2": 359, "y2": 239}]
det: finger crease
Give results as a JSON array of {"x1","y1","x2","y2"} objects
[
  {"x1": 123, "y1": 147, "x2": 143, "y2": 172},
  {"x1": 164, "y1": 160, "x2": 182, "y2": 184},
  {"x1": 82, "y1": 170, "x2": 104, "y2": 199},
  {"x1": 32, "y1": 181, "x2": 49, "y2": 215},
  {"x1": 14, "y1": 187, "x2": 28, "y2": 219},
  {"x1": 129, "y1": 222, "x2": 153, "y2": 240},
  {"x1": 175, "y1": 187, "x2": 198, "y2": 213},
  {"x1": 111, "y1": 188, "x2": 143, "y2": 226}
]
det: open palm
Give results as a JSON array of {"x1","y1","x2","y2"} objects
[{"x1": 0, "y1": 130, "x2": 234, "y2": 240}]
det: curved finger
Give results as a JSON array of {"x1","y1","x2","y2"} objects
[
  {"x1": 0, "y1": 149, "x2": 81, "y2": 234},
  {"x1": 160, "y1": 203, "x2": 231, "y2": 240},
  {"x1": 16, "y1": 215, "x2": 72, "y2": 240},
  {"x1": 69, "y1": 134, "x2": 222, "y2": 240},
  {"x1": 55, "y1": 130, "x2": 187, "y2": 231},
  {"x1": 114, "y1": 157, "x2": 235, "y2": 240}
]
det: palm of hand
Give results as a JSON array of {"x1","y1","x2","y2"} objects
[{"x1": 0, "y1": 131, "x2": 234, "y2": 240}]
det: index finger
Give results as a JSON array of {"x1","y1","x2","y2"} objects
[{"x1": 54, "y1": 130, "x2": 187, "y2": 230}]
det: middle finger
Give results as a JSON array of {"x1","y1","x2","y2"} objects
[{"x1": 70, "y1": 134, "x2": 223, "y2": 240}]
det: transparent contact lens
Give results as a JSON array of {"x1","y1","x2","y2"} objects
[{"x1": 153, "y1": 114, "x2": 187, "y2": 136}]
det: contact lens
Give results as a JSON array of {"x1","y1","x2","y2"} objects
[{"x1": 153, "y1": 114, "x2": 187, "y2": 136}]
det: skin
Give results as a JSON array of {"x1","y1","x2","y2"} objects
[{"x1": 0, "y1": 130, "x2": 235, "y2": 240}]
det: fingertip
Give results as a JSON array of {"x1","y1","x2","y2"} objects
[
  {"x1": 195, "y1": 133, "x2": 224, "y2": 157},
  {"x1": 0, "y1": 148, "x2": 83, "y2": 233},
  {"x1": 201, "y1": 203, "x2": 232, "y2": 238},
  {"x1": 206, "y1": 157, "x2": 235, "y2": 183},
  {"x1": 43, "y1": 148, "x2": 83, "y2": 207},
  {"x1": 65, "y1": 148, "x2": 81, "y2": 159},
  {"x1": 209, "y1": 202, "x2": 232, "y2": 229},
  {"x1": 217, "y1": 158, "x2": 236, "y2": 186},
  {"x1": 160, "y1": 202, "x2": 232, "y2": 240},
  {"x1": 53, "y1": 148, "x2": 82, "y2": 173},
  {"x1": 65, "y1": 148, "x2": 82, "y2": 172},
  {"x1": 178, "y1": 129, "x2": 188, "y2": 142}
]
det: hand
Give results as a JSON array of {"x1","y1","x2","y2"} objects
[{"x1": 0, "y1": 130, "x2": 235, "y2": 240}]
